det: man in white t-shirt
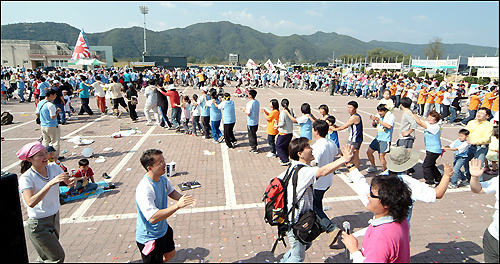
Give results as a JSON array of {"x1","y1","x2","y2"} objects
[
  {"x1": 92, "y1": 75, "x2": 107, "y2": 114},
  {"x1": 470, "y1": 159, "x2": 499, "y2": 263},
  {"x1": 135, "y1": 149, "x2": 197, "y2": 263},
  {"x1": 143, "y1": 79, "x2": 159, "y2": 126},
  {"x1": 311, "y1": 120, "x2": 342, "y2": 247}
]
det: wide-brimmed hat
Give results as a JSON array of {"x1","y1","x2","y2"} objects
[{"x1": 386, "y1": 146, "x2": 420, "y2": 172}]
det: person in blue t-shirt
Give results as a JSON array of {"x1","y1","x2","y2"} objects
[
  {"x1": 326, "y1": 115, "x2": 340, "y2": 149},
  {"x1": 77, "y1": 75, "x2": 94, "y2": 115},
  {"x1": 206, "y1": 89, "x2": 223, "y2": 143},
  {"x1": 242, "y1": 89, "x2": 260, "y2": 153},
  {"x1": 367, "y1": 104, "x2": 396, "y2": 175},
  {"x1": 214, "y1": 93, "x2": 237, "y2": 148},
  {"x1": 442, "y1": 129, "x2": 470, "y2": 188},
  {"x1": 136, "y1": 149, "x2": 196, "y2": 263},
  {"x1": 285, "y1": 103, "x2": 316, "y2": 141}
]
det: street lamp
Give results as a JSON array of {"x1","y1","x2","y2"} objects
[{"x1": 139, "y1": 6, "x2": 149, "y2": 62}]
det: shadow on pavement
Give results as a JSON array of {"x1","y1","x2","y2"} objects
[
  {"x1": 169, "y1": 247, "x2": 210, "y2": 263},
  {"x1": 233, "y1": 251, "x2": 284, "y2": 263}
]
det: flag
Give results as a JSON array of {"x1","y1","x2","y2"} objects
[
  {"x1": 264, "y1": 59, "x2": 275, "y2": 71},
  {"x1": 246, "y1": 59, "x2": 257, "y2": 69},
  {"x1": 275, "y1": 59, "x2": 286, "y2": 70},
  {"x1": 71, "y1": 29, "x2": 91, "y2": 61}
]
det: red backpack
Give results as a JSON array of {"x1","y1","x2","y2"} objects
[{"x1": 262, "y1": 164, "x2": 305, "y2": 252}]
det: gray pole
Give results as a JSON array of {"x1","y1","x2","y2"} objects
[{"x1": 140, "y1": 6, "x2": 149, "y2": 63}]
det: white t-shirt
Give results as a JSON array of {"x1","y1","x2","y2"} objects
[
  {"x1": 63, "y1": 95, "x2": 71, "y2": 112},
  {"x1": 92, "y1": 81, "x2": 106, "y2": 97},
  {"x1": 426, "y1": 122, "x2": 441, "y2": 135},
  {"x1": 406, "y1": 89, "x2": 418, "y2": 101},
  {"x1": 312, "y1": 138, "x2": 339, "y2": 190},
  {"x1": 277, "y1": 161, "x2": 317, "y2": 224},
  {"x1": 442, "y1": 92, "x2": 453, "y2": 106},
  {"x1": 181, "y1": 103, "x2": 191, "y2": 121},
  {"x1": 481, "y1": 176, "x2": 499, "y2": 240},
  {"x1": 18, "y1": 163, "x2": 63, "y2": 219},
  {"x1": 35, "y1": 101, "x2": 57, "y2": 117},
  {"x1": 144, "y1": 85, "x2": 157, "y2": 105},
  {"x1": 295, "y1": 115, "x2": 309, "y2": 124}
]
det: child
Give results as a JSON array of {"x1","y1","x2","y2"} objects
[
  {"x1": 261, "y1": 99, "x2": 280, "y2": 157},
  {"x1": 378, "y1": 89, "x2": 395, "y2": 112},
  {"x1": 485, "y1": 126, "x2": 499, "y2": 175},
  {"x1": 66, "y1": 158, "x2": 98, "y2": 196},
  {"x1": 285, "y1": 102, "x2": 316, "y2": 141},
  {"x1": 234, "y1": 86, "x2": 243, "y2": 97},
  {"x1": 442, "y1": 129, "x2": 470, "y2": 189},
  {"x1": 326, "y1": 115, "x2": 340, "y2": 149},
  {"x1": 62, "y1": 90, "x2": 72, "y2": 119},
  {"x1": 180, "y1": 95, "x2": 191, "y2": 134},
  {"x1": 47, "y1": 146, "x2": 67, "y2": 173},
  {"x1": 190, "y1": 94, "x2": 202, "y2": 136}
]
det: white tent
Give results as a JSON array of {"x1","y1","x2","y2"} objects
[{"x1": 75, "y1": 58, "x2": 107, "y2": 65}]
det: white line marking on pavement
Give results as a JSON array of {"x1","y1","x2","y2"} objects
[
  {"x1": 267, "y1": 88, "x2": 283, "y2": 95},
  {"x1": 69, "y1": 125, "x2": 156, "y2": 219},
  {"x1": 1, "y1": 119, "x2": 36, "y2": 133},
  {"x1": 221, "y1": 144, "x2": 237, "y2": 207}
]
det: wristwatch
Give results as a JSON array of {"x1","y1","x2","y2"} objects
[{"x1": 346, "y1": 164, "x2": 356, "y2": 169}]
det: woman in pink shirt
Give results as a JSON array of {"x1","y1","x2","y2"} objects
[{"x1": 342, "y1": 175, "x2": 412, "y2": 263}]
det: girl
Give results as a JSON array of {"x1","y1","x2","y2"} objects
[
  {"x1": 190, "y1": 94, "x2": 203, "y2": 136},
  {"x1": 285, "y1": 102, "x2": 316, "y2": 141},
  {"x1": 125, "y1": 83, "x2": 139, "y2": 122},
  {"x1": 378, "y1": 89, "x2": 395, "y2": 112},
  {"x1": 17, "y1": 142, "x2": 74, "y2": 262},
  {"x1": 207, "y1": 89, "x2": 223, "y2": 142},
  {"x1": 180, "y1": 95, "x2": 192, "y2": 134},
  {"x1": 275, "y1": 99, "x2": 295, "y2": 166},
  {"x1": 261, "y1": 99, "x2": 280, "y2": 157},
  {"x1": 213, "y1": 93, "x2": 237, "y2": 148}
]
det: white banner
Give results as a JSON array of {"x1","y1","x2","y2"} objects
[
  {"x1": 264, "y1": 59, "x2": 276, "y2": 71},
  {"x1": 246, "y1": 59, "x2": 257, "y2": 69},
  {"x1": 467, "y1": 57, "x2": 499, "y2": 67},
  {"x1": 411, "y1": 59, "x2": 458, "y2": 69},
  {"x1": 371, "y1": 63, "x2": 402, "y2": 70},
  {"x1": 275, "y1": 59, "x2": 286, "y2": 70},
  {"x1": 477, "y1": 68, "x2": 499, "y2": 78},
  {"x1": 131, "y1": 62, "x2": 155, "y2": 66}
]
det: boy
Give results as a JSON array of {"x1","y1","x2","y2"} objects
[
  {"x1": 136, "y1": 149, "x2": 197, "y2": 263},
  {"x1": 442, "y1": 129, "x2": 470, "y2": 189},
  {"x1": 66, "y1": 158, "x2": 98, "y2": 196},
  {"x1": 325, "y1": 115, "x2": 340, "y2": 149},
  {"x1": 367, "y1": 104, "x2": 395, "y2": 174},
  {"x1": 47, "y1": 146, "x2": 67, "y2": 173}
]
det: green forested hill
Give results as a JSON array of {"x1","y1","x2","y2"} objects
[{"x1": 1, "y1": 21, "x2": 496, "y2": 62}]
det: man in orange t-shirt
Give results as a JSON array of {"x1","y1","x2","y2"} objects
[
  {"x1": 417, "y1": 87, "x2": 428, "y2": 116},
  {"x1": 423, "y1": 87, "x2": 437, "y2": 117},
  {"x1": 461, "y1": 90, "x2": 485, "y2": 125},
  {"x1": 481, "y1": 86, "x2": 497, "y2": 110},
  {"x1": 434, "y1": 88, "x2": 445, "y2": 114}
]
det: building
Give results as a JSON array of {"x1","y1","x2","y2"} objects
[
  {"x1": 142, "y1": 56, "x2": 187, "y2": 70},
  {"x1": 1, "y1": 39, "x2": 114, "y2": 69},
  {"x1": 229, "y1": 53, "x2": 239, "y2": 65}
]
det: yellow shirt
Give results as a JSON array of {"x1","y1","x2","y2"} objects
[{"x1": 466, "y1": 119, "x2": 494, "y2": 145}]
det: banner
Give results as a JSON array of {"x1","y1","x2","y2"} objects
[
  {"x1": 264, "y1": 59, "x2": 276, "y2": 71},
  {"x1": 246, "y1": 59, "x2": 257, "y2": 69},
  {"x1": 131, "y1": 62, "x2": 155, "y2": 66},
  {"x1": 275, "y1": 59, "x2": 286, "y2": 70},
  {"x1": 467, "y1": 57, "x2": 499, "y2": 67},
  {"x1": 477, "y1": 68, "x2": 499, "y2": 78},
  {"x1": 71, "y1": 29, "x2": 91, "y2": 61},
  {"x1": 371, "y1": 63, "x2": 402, "y2": 70},
  {"x1": 411, "y1": 59, "x2": 458, "y2": 69}
]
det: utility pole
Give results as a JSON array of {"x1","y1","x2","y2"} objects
[{"x1": 139, "y1": 6, "x2": 149, "y2": 63}]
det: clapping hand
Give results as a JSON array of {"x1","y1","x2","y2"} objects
[
  {"x1": 340, "y1": 144, "x2": 355, "y2": 164},
  {"x1": 442, "y1": 163, "x2": 454, "y2": 178}
]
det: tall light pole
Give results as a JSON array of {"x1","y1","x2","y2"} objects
[{"x1": 139, "y1": 6, "x2": 149, "y2": 62}]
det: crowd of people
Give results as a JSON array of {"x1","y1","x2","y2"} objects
[{"x1": 4, "y1": 64, "x2": 498, "y2": 263}]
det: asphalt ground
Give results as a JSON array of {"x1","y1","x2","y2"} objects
[{"x1": 1, "y1": 81, "x2": 496, "y2": 263}]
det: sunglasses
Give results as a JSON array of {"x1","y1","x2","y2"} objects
[{"x1": 369, "y1": 189, "x2": 380, "y2": 199}]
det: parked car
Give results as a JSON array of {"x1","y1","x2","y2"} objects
[{"x1": 458, "y1": 71, "x2": 469, "y2": 76}]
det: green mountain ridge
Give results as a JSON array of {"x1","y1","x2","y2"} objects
[{"x1": 1, "y1": 21, "x2": 496, "y2": 62}]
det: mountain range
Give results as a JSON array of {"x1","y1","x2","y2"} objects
[{"x1": 1, "y1": 21, "x2": 497, "y2": 62}]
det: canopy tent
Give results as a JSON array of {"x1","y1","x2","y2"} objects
[{"x1": 69, "y1": 58, "x2": 107, "y2": 66}]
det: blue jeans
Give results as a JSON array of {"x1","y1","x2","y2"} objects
[
  {"x1": 170, "y1": 107, "x2": 181, "y2": 128},
  {"x1": 280, "y1": 230, "x2": 311, "y2": 263},
  {"x1": 267, "y1": 134, "x2": 276, "y2": 154},
  {"x1": 18, "y1": 88, "x2": 25, "y2": 102},
  {"x1": 210, "y1": 120, "x2": 222, "y2": 141},
  {"x1": 451, "y1": 156, "x2": 468, "y2": 185},
  {"x1": 54, "y1": 103, "x2": 66, "y2": 124},
  {"x1": 465, "y1": 144, "x2": 489, "y2": 180},
  {"x1": 448, "y1": 106, "x2": 458, "y2": 123},
  {"x1": 461, "y1": 110, "x2": 477, "y2": 125}
]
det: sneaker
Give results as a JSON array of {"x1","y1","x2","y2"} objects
[
  {"x1": 460, "y1": 180, "x2": 470, "y2": 187},
  {"x1": 448, "y1": 184, "x2": 458, "y2": 189},
  {"x1": 266, "y1": 152, "x2": 276, "y2": 158},
  {"x1": 279, "y1": 160, "x2": 291, "y2": 166},
  {"x1": 367, "y1": 166, "x2": 378, "y2": 173},
  {"x1": 102, "y1": 172, "x2": 111, "y2": 179},
  {"x1": 334, "y1": 170, "x2": 341, "y2": 174},
  {"x1": 378, "y1": 169, "x2": 389, "y2": 176},
  {"x1": 146, "y1": 122, "x2": 153, "y2": 126},
  {"x1": 201, "y1": 136, "x2": 206, "y2": 139},
  {"x1": 117, "y1": 112, "x2": 122, "y2": 118},
  {"x1": 327, "y1": 228, "x2": 342, "y2": 247},
  {"x1": 249, "y1": 149, "x2": 258, "y2": 154}
]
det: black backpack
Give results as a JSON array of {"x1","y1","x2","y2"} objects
[{"x1": 1, "y1": 112, "x2": 14, "y2": 125}]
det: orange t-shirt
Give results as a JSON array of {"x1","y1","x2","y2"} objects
[
  {"x1": 390, "y1": 84, "x2": 397, "y2": 96},
  {"x1": 266, "y1": 109, "x2": 280, "y2": 135},
  {"x1": 426, "y1": 91, "x2": 436, "y2": 104},
  {"x1": 417, "y1": 90, "x2": 427, "y2": 104},
  {"x1": 434, "y1": 91, "x2": 445, "y2": 104},
  {"x1": 469, "y1": 95, "x2": 481, "y2": 110},
  {"x1": 492, "y1": 96, "x2": 499, "y2": 112},
  {"x1": 481, "y1": 92, "x2": 495, "y2": 109}
]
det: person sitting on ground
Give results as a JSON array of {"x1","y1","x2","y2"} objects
[{"x1": 65, "y1": 158, "x2": 98, "y2": 196}]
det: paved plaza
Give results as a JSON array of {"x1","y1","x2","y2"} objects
[{"x1": 1, "y1": 83, "x2": 496, "y2": 263}]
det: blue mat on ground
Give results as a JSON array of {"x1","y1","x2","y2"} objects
[{"x1": 60, "y1": 181, "x2": 111, "y2": 202}]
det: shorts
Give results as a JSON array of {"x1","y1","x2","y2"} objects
[
  {"x1": 136, "y1": 225, "x2": 175, "y2": 263},
  {"x1": 369, "y1": 139, "x2": 391, "y2": 153},
  {"x1": 112, "y1": 97, "x2": 127, "y2": 109},
  {"x1": 347, "y1": 140, "x2": 362, "y2": 150},
  {"x1": 397, "y1": 138, "x2": 414, "y2": 149}
]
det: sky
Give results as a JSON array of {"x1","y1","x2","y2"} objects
[{"x1": 1, "y1": 1, "x2": 499, "y2": 48}]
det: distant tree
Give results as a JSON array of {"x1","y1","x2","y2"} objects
[{"x1": 424, "y1": 37, "x2": 444, "y2": 60}]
